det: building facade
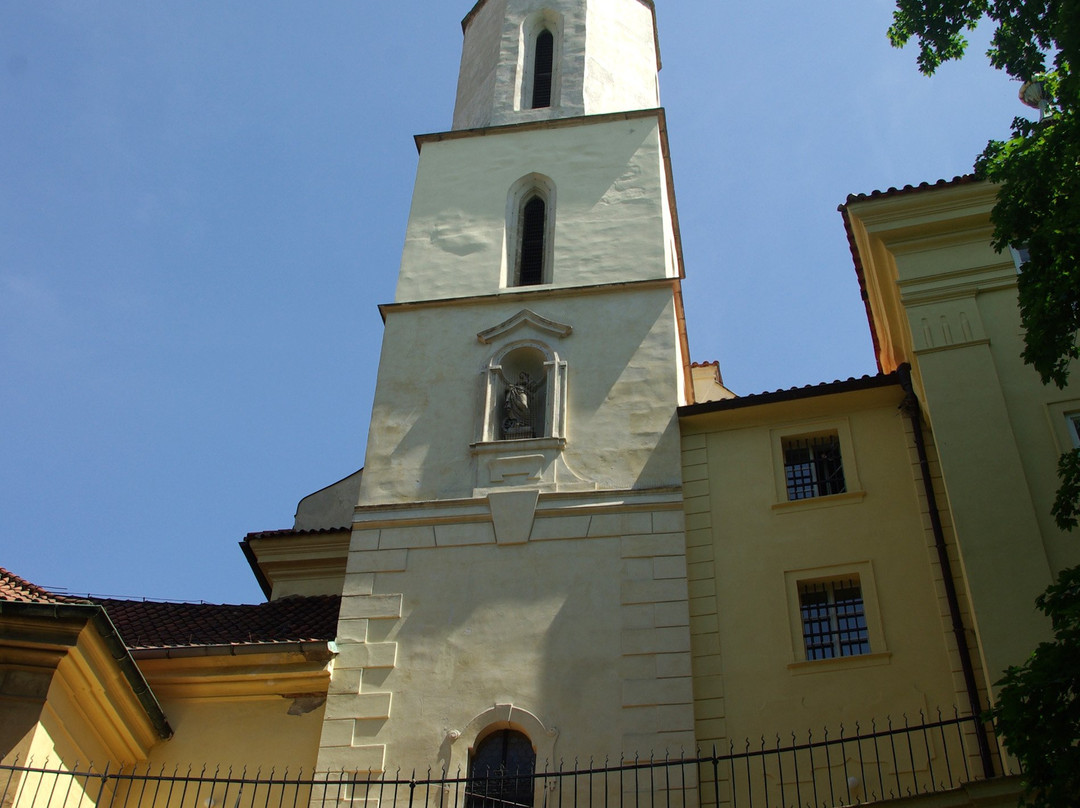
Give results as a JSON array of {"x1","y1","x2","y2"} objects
[{"x1": 3, "y1": 2, "x2": 1077, "y2": 806}]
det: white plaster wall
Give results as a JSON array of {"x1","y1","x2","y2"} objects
[
  {"x1": 397, "y1": 116, "x2": 676, "y2": 303},
  {"x1": 453, "y1": 0, "x2": 658, "y2": 130},
  {"x1": 363, "y1": 538, "x2": 625, "y2": 764},
  {"x1": 453, "y1": 0, "x2": 507, "y2": 130},
  {"x1": 583, "y1": 0, "x2": 659, "y2": 115},
  {"x1": 318, "y1": 495, "x2": 695, "y2": 773},
  {"x1": 359, "y1": 286, "x2": 683, "y2": 506}
]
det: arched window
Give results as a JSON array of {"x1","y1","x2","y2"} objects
[
  {"x1": 531, "y1": 30, "x2": 554, "y2": 109},
  {"x1": 467, "y1": 729, "x2": 536, "y2": 808},
  {"x1": 506, "y1": 174, "x2": 555, "y2": 288},
  {"x1": 519, "y1": 196, "x2": 546, "y2": 287},
  {"x1": 519, "y1": 12, "x2": 561, "y2": 113}
]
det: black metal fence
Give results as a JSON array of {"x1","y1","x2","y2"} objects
[{"x1": 1, "y1": 710, "x2": 1002, "y2": 808}]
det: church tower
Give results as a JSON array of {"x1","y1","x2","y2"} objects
[{"x1": 317, "y1": 0, "x2": 696, "y2": 776}]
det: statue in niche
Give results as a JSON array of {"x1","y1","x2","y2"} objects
[{"x1": 502, "y1": 371, "x2": 539, "y2": 439}]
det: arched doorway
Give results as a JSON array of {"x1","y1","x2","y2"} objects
[{"x1": 467, "y1": 729, "x2": 536, "y2": 808}]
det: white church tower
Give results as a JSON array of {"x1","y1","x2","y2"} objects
[{"x1": 317, "y1": 0, "x2": 697, "y2": 776}]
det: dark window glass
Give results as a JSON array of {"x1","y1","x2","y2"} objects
[
  {"x1": 532, "y1": 30, "x2": 554, "y2": 109},
  {"x1": 468, "y1": 730, "x2": 536, "y2": 808},
  {"x1": 519, "y1": 196, "x2": 546, "y2": 286},
  {"x1": 799, "y1": 579, "x2": 870, "y2": 660}
]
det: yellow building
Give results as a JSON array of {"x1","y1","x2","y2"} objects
[{"x1": 2, "y1": 2, "x2": 1075, "y2": 807}]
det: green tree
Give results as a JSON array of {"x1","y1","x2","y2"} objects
[
  {"x1": 889, "y1": 3, "x2": 1080, "y2": 805},
  {"x1": 987, "y1": 566, "x2": 1080, "y2": 807}
]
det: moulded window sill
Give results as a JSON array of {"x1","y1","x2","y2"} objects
[
  {"x1": 471, "y1": 437, "x2": 566, "y2": 455},
  {"x1": 787, "y1": 651, "x2": 892, "y2": 675},
  {"x1": 772, "y1": 490, "x2": 866, "y2": 513}
]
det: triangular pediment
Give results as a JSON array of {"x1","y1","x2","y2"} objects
[{"x1": 477, "y1": 309, "x2": 572, "y2": 345}]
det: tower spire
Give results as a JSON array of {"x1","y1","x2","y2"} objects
[{"x1": 453, "y1": 0, "x2": 662, "y2": 130}]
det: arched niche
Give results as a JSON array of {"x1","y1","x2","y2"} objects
[{"x1": 480, "y1": 338, "x2": 566, "y2": 444}]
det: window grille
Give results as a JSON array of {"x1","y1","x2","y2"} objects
[
  {"x1": 799, "y1": 578, "x2": 870, "y2": 660},
  {"x1": 531, "y1": 30, "x2": 554, "y2": 109},
  {"x1": 783, "y1": 434, "x2": 845, "y2": 500},
  {"x1": 467, "y1": 729, "x2": 536, "y2": 808},
  {"x1": 518, "y1": 196, "x2": 546, "y2": 286}
]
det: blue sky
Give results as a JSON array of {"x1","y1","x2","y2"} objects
[{"x1": 1, "y1": 2, "x2": 1022, "y2": 602}]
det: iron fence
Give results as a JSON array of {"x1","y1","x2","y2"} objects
[{"x1": 1, "y1": 709, "x2": 1002, "y2": 808}]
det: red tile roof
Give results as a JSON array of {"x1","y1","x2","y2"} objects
[
  {"x1": 2, "y1": 567, "x2": 338, "y2": 651},
  {"x1": 0, "y1": 566, "x2": 77, "y2": 604},
  {"x1": 92, "y1": 596, "x2": 340, "y2": 650}
]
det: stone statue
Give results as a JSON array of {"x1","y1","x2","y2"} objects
[{"x1": 503, "y1": 372, "x2": 537, "y2": 438}]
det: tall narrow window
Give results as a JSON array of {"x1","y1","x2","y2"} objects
[
  {"x1": 468, "y1": 729, "x2": 536, "y2": 808},
  {"x1": 531, "y1": 30, "x2": 554, "y2": 108},
  {"x1": 519, "y1": 196, "x2": 546, "y2": 286}
]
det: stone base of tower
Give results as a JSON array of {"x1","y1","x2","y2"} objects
[{"x1": 316, "y1": 488, "x2": 695, "y2": 775}]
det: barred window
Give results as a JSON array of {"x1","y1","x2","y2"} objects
[
  {"x1": 799, "y1": 578, "x2": 870, "y2": 660},
  {"x1": 783, "y1": 433, "x2": 846, "y2": 500},
  {"x1": 468, "y1": 729, "x2": 536, "y2": 808},
  {"x1": 531, "y1": 30, "x2": 554, "y2": 109}
]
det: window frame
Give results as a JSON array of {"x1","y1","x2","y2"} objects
[
  {"x1": 798, "y1": 577, "x2": 870, "y2": 660},
  {"x1": 518, "y1": 11, "x2": 562, "y2": 113},
  {"x1": 782, "y1": 432, "x2": 847, "y2": 501},
  {"x1": 784, "y1": 563, "x2": 888, "y2": 669},
  {"x1": 770, "y1": 420, "x2": 864, "y2": 509},
  {"x1": 1042, "y1": 400, "x2": 1080, "y2": 454},
  {"x1": 505, "y1": 174, "x2": 556, "y2": 288}
]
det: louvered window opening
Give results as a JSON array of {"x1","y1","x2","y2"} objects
[
  {"x1": 783, "y1": 434, "x2": 845, "y2": 500},
  {"x1": 467, "y1": 730, "x2": 537, "y2": 808},
  {"x1": 532, "y1": 30, "x2": 554, "y2": 108},
  {"x1": 519, "y1": 196, "x2": 546, "y2": 286},
  {"x1": 799, "y1": 579, "x2": 869, "y2": 660}
]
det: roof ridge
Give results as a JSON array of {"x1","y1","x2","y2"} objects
[{"x1": 844, "y1": 175, "x2": 977, "y2": 204}]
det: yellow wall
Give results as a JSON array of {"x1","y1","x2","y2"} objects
[
  {"x1": 680, "y1": 383, "x2": 973, "y2": 747},
  {"x1": 137, "y1": 649, "x2": 331, "y2": 773},
  {"x1": 145, "y1": 698, "x2": 325, "y2": 773}
]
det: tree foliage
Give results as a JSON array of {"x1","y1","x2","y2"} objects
[{"x1": 987, "y1": 566, "x2": 1080, "y2": 807}]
